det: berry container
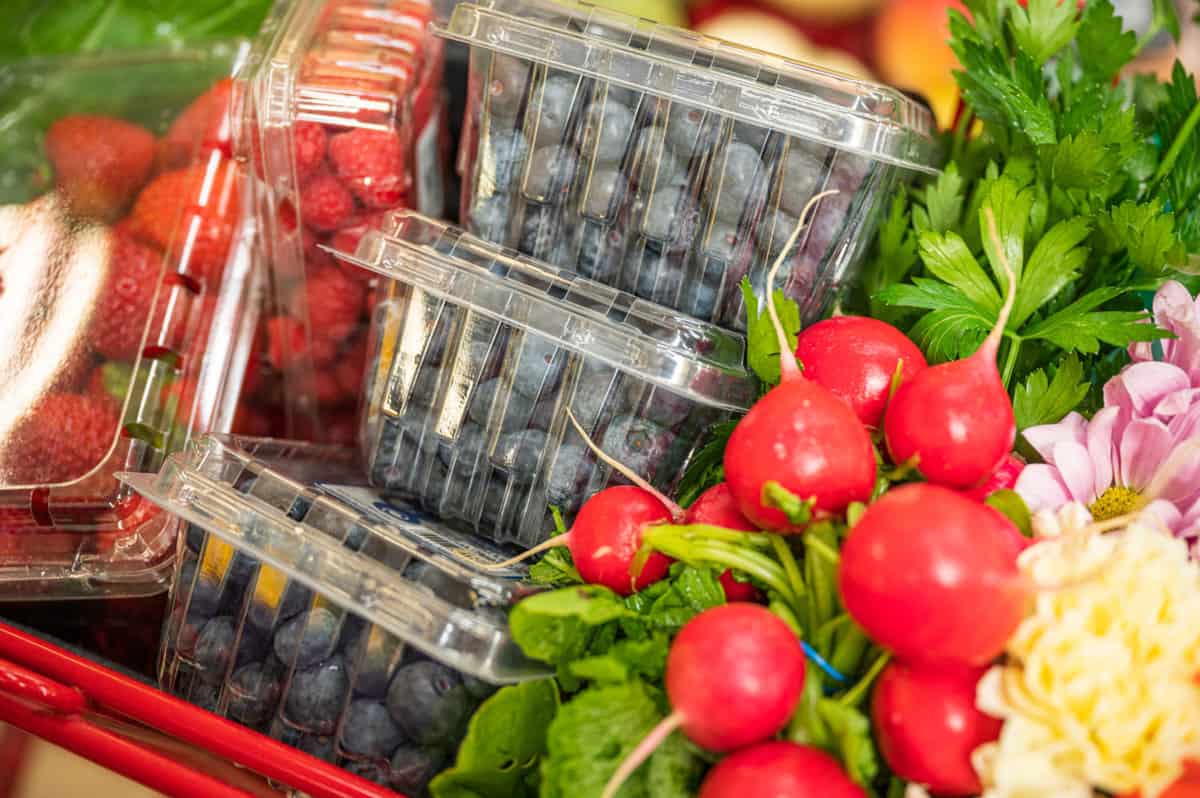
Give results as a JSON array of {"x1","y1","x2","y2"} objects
[
  {"x1": 332, "y1": 211, "x2": 758, "y2": 549},
  {"x1": 442, "y1": 0, "x2": 939, "y2": 330},
  {"x1": 237, "y1": 0, "x2": 450, "y2": 444},
  {"x1": 121, "y1": 434, "x2": 546, "y2": 794},
  {"x1": 0, "y1": 44, "x2": 261, "y2": 600}
]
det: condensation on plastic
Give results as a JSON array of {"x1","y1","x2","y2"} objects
[
  {"x1": 237, "y1": 0, "x2": 448, "y2": 441},
  {"x1": 329, "y1": 211, "x2": 756, "y2": 548},
  {"x1": 439, "y1": 0, "x2": 939, "y2": 330},
  {"x1": 0, "y1": 44, "x2": 261, "y2": 599},
  {"x1": 122, "y1": 434, "x2": 545, "y2": 792}
]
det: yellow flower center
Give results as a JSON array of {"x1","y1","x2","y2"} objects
[{"x1": 1089, "y1": 486, "x2": 1144, "y2": 521}]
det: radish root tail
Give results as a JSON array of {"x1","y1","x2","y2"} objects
[
  {"x1": 766, "y1": 189, "x2": 839, "y2": 383},
  {"x1": 600, "y1": 711, "x2": 684, "y2": 798},
  {"x1": 471, "y1": 533, "x2": 569, "y2": 570},
  {"x1": 981, "y1": 207, "x2": 1018, "y2": 361},
  {"x1": 565, "y1": 409, "x2": 683, "y2": 521}
]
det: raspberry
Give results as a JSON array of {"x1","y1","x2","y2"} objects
[
  {"x1": 328, "y1": 210, "x2": 388, "y2": 282},
  {"x1": 232, "y1": 404, "x2": 274, "y2": 437},
  {"x1": 315, "y1": 368, "x2": 345, "y2": 405},
  {"x1": 293, "y1": 122, "x2": 328, "y2": 181},
  {"x1": 5, "y1": 394, "x2": 121, "y2": 484},
  {"x1": 158, "y1": 79, "x2": 237, "y2": 170},
  {"x1": 300, "y1": 172, "x2": 356, "y2": 232},
  {"x1": 45, "y1": 115, "x2": 156, "y2": 222},
  {"x1": 301, "y1": 264, "x2": 366, "y2": 345},
  {"x1": 90, "y1": 228, "x2": 164, "y2": 360},
  {"x1": 335, "y1": 334, "x2": 368, "y2": 395},
  {"x1": 128, "y1": 159, "x2": 241, "y2": 282},
  {"x1": 327, "y1": 128, "x2": 407, "y2": 209},
  {"x1": 325, "y1": 410, "x2": 359, "y2": 447},
  {"x1": 265, "y1": 316, "x2": 340, "y2": 371}
]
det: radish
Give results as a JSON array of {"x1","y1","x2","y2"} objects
[
  {"x1": 883, "y1": 208, "x2": 1017, "y2": 489},
  {"x1": 698, "y1": 741, "x2": 866, "y2": 798},
  {"x1": 871, "y1": 660, "x2": 1001, "y2": 796},
  {"x1": 684, "y1": 483, "x2": 763, "y2": 601},
  {"x1": 601, "y1": 604, "x2": 806, "y2": 798},
  {"x1": 794, "y1": 315, "x2": 928, "y2": 428},
  {"x1": 838, "y1": 482, "x2": 1029, "y2": 666},
  {"x1": 724, "y1": 193, "x2": 877, "y2": 531},
  {"x1": 958, "y1": 453, "x2": 1025, "y2": 502}
]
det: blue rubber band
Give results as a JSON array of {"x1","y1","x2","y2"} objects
[{"x1": 801, "y1": 640, "x2": 847, "y2": 683}]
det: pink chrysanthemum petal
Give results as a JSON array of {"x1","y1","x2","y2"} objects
[
  {"x1": 1023, "y1": 412, "x2": 1088, "y2": 464},
  {"x1": 1050, "y1": 440, "x2": 1099, "y2": 505},
  {"x1": 1141, "y1": 498, "x2": 1184, "y2": 533},
  {"x1": 1015, "y1": 463, "x2": 1074, "y2": 512},
  {"x1": 1118, "y1": 418, "x2": 1174, "y2": 490},
  {"x1": 1103, "y1": 361, "x2": 1191, "y2": 418},
  {"x1": 1086, "y1": 406, "x2": 1121, "y2": 498}
]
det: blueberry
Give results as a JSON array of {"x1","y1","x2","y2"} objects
[
  {"x1": 340, "y1": 700, "x2": 406, "y2": 759},
  {"x1": 628, "y1": 386, "x2": 692, "y2": 428},
  {"x1": 228, "y1": 661, "x2": 282, "y2": 726},
  {"x1": 545, "y1": 444, "x2": 591, "y2": 512},
  {"x1": 666, "y1": 104, "x2": 710, "y2": 157},
  {"x1": 569, "y1": 360, "x2": 621, "y2": 428},
  {"x1": 576, "y1": 223, "x2": 621, "y2": 282},
  {"x1": 481, "y1": 481, "x2": 509, "y2": 525},
  {"x1": 285, "y1": 656, "x2": 350, "y2": 734},
  {"x1": 733, "y1": 121, "x2": 769, "y2": 151},
  {"x1": 469, "y1": 378, "x2": 537, "y2": 431},
  {"x1": 347, "y1": 628, "x2": 403, "y2": 699},
  {"x1": 640, "y1": 186, "x2": 699, "y2": 248},
  {"x1": 437, "y1": 424, "x2": 484, "y2": 470},
  {"x1": 224, "y1": 551, "x2": 259, "y2": 593},
  {"x1": 189, "y1": 683, "x2": 222, "y2": 713},
  {"x1": 467, "y1": 195, "x2": 511, "y2": 244},
  {"x1": 185, "y1": 523, "x2": 206, "y2": 553},
  {"x1": 635, "y1": 254, "x2": 684, "y2": 307},
  {"x1": 778, "y1": 146, "x2": 825, "y2": 217},
  {"x1": 511, "y1": 336, "x2": 563, "y2": 398},
  {"x1": 389, "y1": 744, "x2": 450, "y2": 797},
  {"x1": 682, "y1": 270, "x2": 723, "y2": 320},
  {"x1": 582, "y1": 99, "x2": 635, "y2": 164},
  {"x1": 179, "y1": 559, "x2": 220, "y2": 618},
  {"x1": 462, "y1": 675, "x2": 499, "y2": 701},
  {"x1": 601, "y1": 415, "x2": 676, "y2": 479},
  {"x1": 386, "y1": 661, "x2": 473, "y2": 745},
  {"x1": 704, "y1": 219, "x2": 742, "y2": 261},
  {"x1": 273, "y1": 607, "x2": 339, "y2": 670},
  {"x1": 530, "y1": 75, "x2": 578, "y2": 146},
  {"x1": 495, "y1": 429, "x2": 547, "y2": 482},
  {"x1": 277, "y1": 723, "x2": 337, "y2": 762},
  {"x1": 343, "y1": 759, "x2": 390, "y2": 786},
  {"x1": 522, "y1": 145, "x2": 577, "y2": 202},
  {"x1": 484, "y1": 54, "x2": 531, "y2": 118},
  {"x1": 580, "y1": 168, "x2": 626, "y2": 220},
  {"x1": 760, "y1": 208, "x2": 801, "y2": 254},
  {"x1": 423, "y1": 320, "x2": 451, "y2": 367},
  {"x1": 484, "y1": 131, "x2": 529, "y2": 194},
  {"x1": 518, "y1": 206, "x2": 557, "y2": 257},
  {"x1": 233, "y1": 623, "x2": 271, "y2": 669},
  {"x1": 634, "y1": 125, "x2": 679, "y2": 180},
  {"x1": 194, "y1": 616, "x2": 236, "y2": 681},
  {"x1": 711, "y1": 142, "x2": 763, "y2": 224}
]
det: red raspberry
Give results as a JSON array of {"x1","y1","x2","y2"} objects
[
  {"x1": 327, "y1": 128, "x2": 407, "y2": 209},
  {"x1": 90, "y1": 228, "x2": 164, "y2": 360},
  {"x1": 300, "y1": 172, "x2": 356, "y2": 232},
  {"x1": 328, "y1": 210, "x2": 388, "y2": 281},
  {"x1": 4, "y1": 393, "x2": 121, "y2": 484},
  {"x1": 293, "y1": 122, "x2": 328, "y2": 181},
  {"x1": 232, "y1": 404, "x2": 274, "y2": 437},
  {"x1": 301, "y1": 264, "x2": 366, "y2": 345},
  {"x1": 315, "y1": 369, "x2": 346, "y2": 406},
  {"x1": 336, "y1": 334, "x2": 369, "y2": 395},
  {"x1": 265, "y1": 316, "x2": 340, "y2": 371},
  {"x1": 325, "y1": 410, "x2": 359, "y2": 447}
]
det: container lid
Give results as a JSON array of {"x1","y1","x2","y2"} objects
[
  {"x1": 435, "y1": 0, "x2": 939, "y2": 174},
  {"x1": 329, "y1": 211, "x2": 758, "y2": 412},
  {"x1": 121, "y1": 434, "x2": 550, "y2": 682}
]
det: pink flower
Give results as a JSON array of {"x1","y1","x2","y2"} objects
[
  {"x1": 1015, "y1": 403, "x2": 1200, "y2": 542},
  {"x1": 1129, "y1": 280, "x2": 1200, "y2": 385}
]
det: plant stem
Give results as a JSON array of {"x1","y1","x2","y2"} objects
[
  {"x1": 1154, "y1": 100, "x2": 1200, "y2": 188},
  {"x1": 839, "y1": 650, "x2": 892, "y2": 707},
  {"x1": 642, "y1": 530, "x2": 799, "y2": 607},
  {"x1": 771, "y1": 535, "x2": 808, "y2": 603},
  {"x1": 804, "y1": 534, "x2": 841, "y2": 567},
  {"x1": 1000, "y1": 335, "x2": 1023, "y2": 391},
  {"x1": 653, "y1": 523, "x2": 774, "y2": 548}
]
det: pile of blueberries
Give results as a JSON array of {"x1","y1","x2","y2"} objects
[
  {"x1": 463, "y1": 53, "x2": 871, "y2": 330},
  {"x1": 167, "y1": 504, "x2": 496, "y2": 796},
  {"x1": 367, "y1": 306, "x2": 719, "y2": 549}
]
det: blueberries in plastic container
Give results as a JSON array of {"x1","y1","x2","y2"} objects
[
  {"x1": 569, "y1": 360, "x2": 620, "y2": 428},
  {"x1": 711, "y1": 142, "x2": 763, "y2": 224},
  {"x1": 495, "y1": 429, "x2": 547, "y2": 482},
  {"x1": 340, "y1": 699, "x2": 406, "y2": 759},
  {"x1": 531, "y1": 75, "x2": 578, "y2": 146},
  {"x1": 641, "y1": 186, "x2": 699, "y2": 249},
  {"x1": 778, "y1": 146, "x2": 826, "y2": 217},
  {"x1": 469, "y1": 378, "x2": 541, "y2": 432},
  {"x1": 511, "y1": 336, "x2": 564, "y2": 398},
  {"x1": 733, "y1": 121, "x2": 770, "y2": 151},
  {"x1": 390, "y1": 744, "x2": 450, "y2": 797},
  {"x1": 629, "y1": 385, "x2": 692, "y2": 429},
  {"x1": 228, "y1": 661, "x2": 283, "y2": 726},
  {"x1": 485, "y1": 130, "x2": 529, "y2": 194},
  {"x1": 484, "y1": 54, "x2": 532, "y2": 119},
  {"x1": 179, "y1": 559, "x2": 220, "y2": 618},
  {"x1": 523, "y1": 145, "x2": 577, "y2": 202},
  {"x1": 545, "y1": 443, "x2": 591, "y2": 513},
  {"x1": 273, "y1": 607, "x2": 339, "y2": 670},
  {"x1": 666, "y1": 104, "x2": 710, "y2": 157},
  {"x1": 387, "y1": 661, "x2": 473, "y2": 746},
  {"x1": 277, "y1": 724, "x2": 337, "y2": 763},
  {"x1": 185, "y1": 523, "x2": 206, "y2": 553},
  {"x1": 189, "y1": 683, "x2": 222, "y2": 714},
  {"x1": 635, "y1": 253, "x2": 684, "y2": 306},
  {"x1": 518, "y1": 205, "x2": 557, "y2": 257},
  {"x1": 760, "y1": 208, "x2": 801, "y2": 254},
  {"x1": 468, "y1": 196, "x2": 512, "y2": 245},
  {"x1": 683, "y1": 269, "x2": 723, "y2": 320},
  {"x1": 194, "y1": 616, "x2": 236, "y2": 680},
  {"x1": 285, "y1": 656, "x2": 350, "y2": 735},
  {"x1": 583, "y1": 98, "x2": 635, "y2": 164},
  {"x1": 601, "y1": 415, "x2": 676, "y2": 479},
  {"x1": 705, "y1": 220, "x2": 741, "y2": 262},
  {"x1": 343, "y1": 759, "x2": 390, "y2": 786},
  {"x1": 437, "y1": 424, "x2": 484, "y2": 471},
  {"x1": 576, "y1": 224, "x2": 621, "y2": 283},
  {"x1": 581, "y1": 168, "x2": 627, "y2": 221}
]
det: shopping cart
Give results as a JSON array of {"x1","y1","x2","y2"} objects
[{"x1": 0, "y1": 620, "x2": 401, "y2": 798}]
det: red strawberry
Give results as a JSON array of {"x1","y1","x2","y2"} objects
[
  {"x1": 265, "y1": 315, "x2": 339, "y2": 370},
  {"x1": 5, "y1": 393, "x2": 121, "y2": 484},
  {"x1": 91, "y1": 228, "x2": 164, "y2": 360},
  {"x1": 161, "y1": 376, "x2": 199, "y2": 421},
  {"x1": 45, "y1": 115, "x2": 156, "y2": 222},
  {"x1": 327, "y1": 128, "x2": 407, "y2": 209},
  {"x1": 128, "y1": 159, "x2": 241, "y2": 282},
  {"x1": 301, "y1": 264, "x2": 366, "y2": 345},
  {"x1": 300, "y1": 172, "x2": 356, "y2": 232},
  {"x1": 85, "y1": 363, "x2": 126, "y2": 415},
  {"x1": 158, "y1": 79, "x2": 237, "y2": 170},
  {"x1": 293, "y1": 122, "x2": 329, "y2": 181}
]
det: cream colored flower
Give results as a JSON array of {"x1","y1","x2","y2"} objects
[{"x1": 974, "y1": 519, "x2": 1200, "y2": 798}]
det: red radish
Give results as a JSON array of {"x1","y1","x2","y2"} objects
[
  {"x1": 698, "y1": 741, "x2": 866, "y2": 798},
  {"x1": 959, "y1": 453, "x2": 1025, "y2": 502},
  {"x1": 685, "y1": 483, "x2": 763, "y2": 602},
  {"x1": 884, "y1": 209, "x2": 1018, "y2": 489},
  {"x1": 794, "y1": 316, "x2": 928, "y2": 428},
  {"x1": 872, "y1": 661, "x2": 1001, "y2": 796},
  {"x1": 601, "y1": 604, "x2": 806, "y2": 798},
  {"x1": 724, "y1": 193, "x2": 877, "y2": 531},
  {"x1": 838, "y1": 482, "x2": 1029, "y2": 665}
]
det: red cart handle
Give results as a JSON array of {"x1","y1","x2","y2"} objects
[{"x1": 0, "y1": 656, "x2": 88, "y2": 714}]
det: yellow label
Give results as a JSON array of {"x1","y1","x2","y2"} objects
[
  {"x1": 253, "y1": 565, "x2": 288, "y2": 611},
  {"x1": 199, "y1": 539, "x2": 234, "y2": 583}
]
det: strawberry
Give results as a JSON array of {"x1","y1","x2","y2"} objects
[
  {"x1": 158, "y1": 79, "x2": 237, "y2": 170},
  {"x1": 300, "y1": 172, "x2": 356, "y2": 232},
  {"x1": 45, "y1": 115, "x2": 156, "y2": 222},
  {"x1": 327, "y1": 127, "x2": 407, "y2": 209},
  {"x1": 161, "y1": 376, "x2": 199, "y2": 420},
  {"x1": 85, "y1": 363, "x2": 131, "y2": 415},
  {"x1": 293, "y1": 122, "x2": 328, "y2": 182},
  {"x1": 301, "y1": 264, "x2": 366, "y2": 345},
  {"x1": 5, "y1": 393, "x2": 121, "y2": 484},
  {"x1": 265, "y1": 315, "x2": 339, "y2": 370},
  {"x1": 91, "y1": 228, "x2": 164, "y2": 360}
]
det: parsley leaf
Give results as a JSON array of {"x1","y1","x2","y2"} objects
[
  {"x1": 674, "y1": 421, "x2": 735, "y2": 509},
  {"x1": 923, "y1": 163, "x2": 967, "y2": 233},
  {"x1": 509, "y1": 586, "x2": 632, "y2": 667},
  {"x1": 1040, "y1": 132, "x2": 1113, "y2": 193},
  {"x1": 1022, "y1": 286, "x2": 1170, "y2": 353},
  {"x1": 1075, "y1": 0, "x2": 1137, "y2": 82},
  {"x1": 529, "y1": 547, "x2": 583, "y2": 588},
  {"x1": 741, "y1": 277, "x2": 801, "y2": 386},
  {"x1": 1012, "y1": 217, "x2": 1091, "y2": 327},
  {"x1": 1009, "y1": 0, "x2": 1080, "y2": 66},
  {"x1": 861, "y1": 191, "x2": 920, "y2": 319},
  {"x1": 878, "y1": 279, "x2": 993, "y2": 362},
  {"x1": 917, "y1": 231, "x2": 1002, "y2": 312},
  {"x1": 1099, "y1": 200, "x2": 1187, "y2": 273},
  {"x1": 1012, "y1": 354, "x2": 1091, "y2": 430}
]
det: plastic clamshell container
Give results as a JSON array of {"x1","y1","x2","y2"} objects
[
  {"x1": 238, "y1": 0, "x2": 449, "y2": 442},
  {"x1": 333, "y1": 211, "x2": 757, "y2": 549},
  {"x1": 440, "y1": 0, "x2": 938, "y2": 330},
  {"x1": 0, "y1": 44, "x2": 261, "y2": 599},
  {"x1": 121, "y1": 434, "x2": 546, "y2": 793}
]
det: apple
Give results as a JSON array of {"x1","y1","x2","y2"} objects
[{"x1": 873, "y1": 0, "x2": 967, "y2": 128}]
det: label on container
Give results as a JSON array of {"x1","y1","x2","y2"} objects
[
  {"x1": 315, "y1": 483, "x2": 525, "y2": 578},
  {"x1": 414, "y1": 104, "x2": 444, "y2": 218},
  {"x1": 199, "y1": 538, "x2": 235, "y2": 583}
]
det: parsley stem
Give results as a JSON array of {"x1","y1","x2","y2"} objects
[
  {"x1": 1153, "y1": 99, "x2": 1200, "y2": 189},
  {"x1": 1000, "y1": 336, "x2": 1022, "y2": 391},
  {"x1": 838, "y1": 650, "x2": 891, "y2": 707},
  {"x1": 771, "y1": 535, "x2": 808, "y2": 606}
]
